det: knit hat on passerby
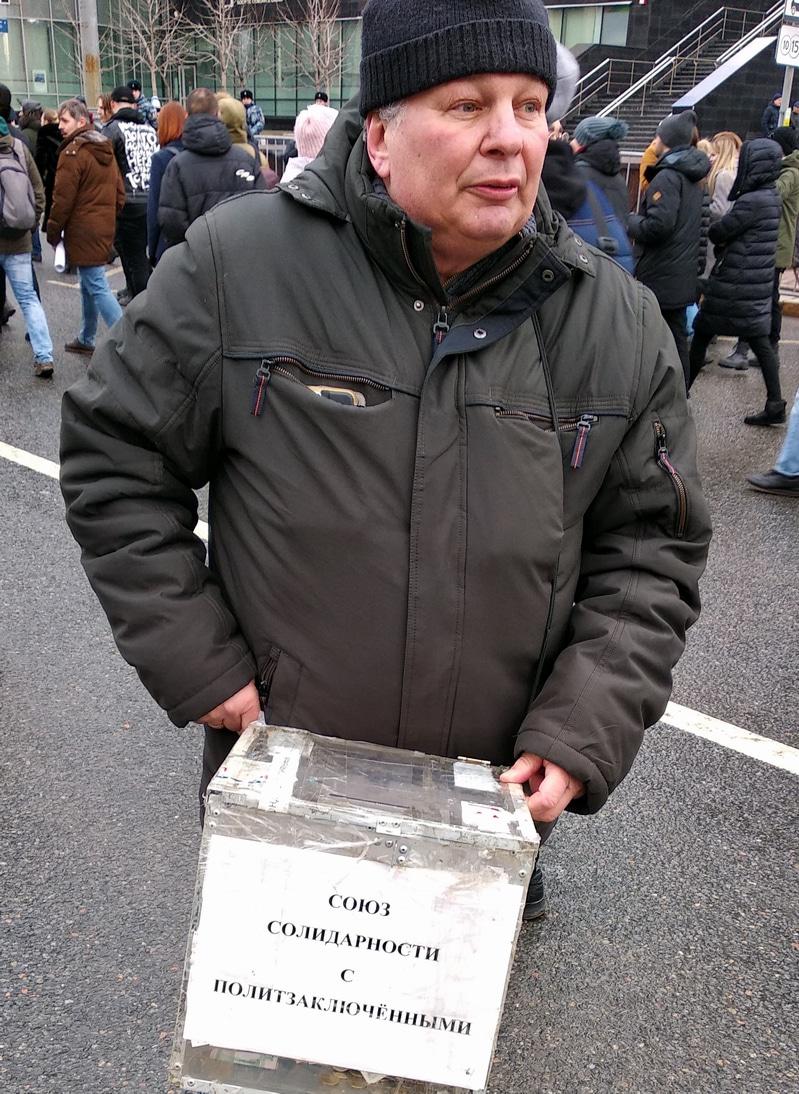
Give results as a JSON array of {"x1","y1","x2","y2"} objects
[
  {"x1": 358, "y1": 0, "x2": 558, "y2": 115},
  {"x1": 574, "y1": 115, "x2": 628, "y2": 148},
  {"x1": 656, "y1": 110, "x2": 698, "y2": 149},
  {"x1": 294, "y1": 104, "x2": 339, "y2": 160},
  {"x1": 770, "y1": 126, "x2": 799, "y2": 155}
]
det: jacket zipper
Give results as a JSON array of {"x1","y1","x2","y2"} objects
[
  {"x1": 653, "y1": 419, "x2": 688, "y2": 538},
  {"x1": 495, "y1": 408, "x2": 600, "y2": 468},
  {"x1": 399, "y1": 218, "x2": 536, "y2": 344},
  {"x1": 258, "y1": 646, "x2": 282, "y2": 709},
  {"x1": 250, "y1": 355, "x2": 390, "y2": 417}
]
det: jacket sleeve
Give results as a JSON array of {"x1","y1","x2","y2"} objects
[
  {"x1": 46, "y1": 151, "x2": 77, "y2": 245},
  {"x1": 514, "y1": 286, "x2": 711, "y2": 812},
  {"x1": 627, "y1": 170, "x2": 682, "y2": 245},
  {"x1": 710, "y1": 170, "x2": 734, "y2": 221},
  {"x1": 60, "y1": 217, "x2": 256, "y2": 726},
  {"x1": 698, "y1": 190, "x2": 710, "y2": 278},
  {"x1": 708, "y1": 195, "x2": 757, "y2": 245},
  {"x1": 22, "y1": 143, "x2": 45, "y2": 225},
  {"x1": 157, "y1": 157, "x2": 189, "y2": 245},
  {"x1": 251, "y1": 107, "x2": 265, "y2": 136},
  {"x1": 147, "y1": 152, "x2": 165, "y2": 259}
]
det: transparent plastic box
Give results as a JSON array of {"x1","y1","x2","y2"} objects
[{"x1": 170, "y1": 723, "x2": 539, "y2": 1094}]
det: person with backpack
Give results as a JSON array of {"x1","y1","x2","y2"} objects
[
  {"x1": 157, "y1": 88, "x2": 266, "y2": 251},
  {"x1": 567, "y1": 115, "x2": 634, "y2": 273},
  {"x1": 0, "y1": 115, "x2": 54, "y2": 377},
  {"x1": 147, "y1": 100, "x2": 186, "y2": 266}
]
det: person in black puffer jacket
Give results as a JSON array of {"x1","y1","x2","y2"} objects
[
  {"x1": 688, "y1": 139, "x2": 785, "y2": 426},
  {"x1": 158, "y1": 88, "x2": 266, "y2": 250},
  {"x1": 628, "y1": 111, "x2": 710, "y2": 390}
]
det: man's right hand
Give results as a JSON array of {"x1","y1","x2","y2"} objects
[{"x1": 198, "y1": 681, "x2": 261, "y2": 734}]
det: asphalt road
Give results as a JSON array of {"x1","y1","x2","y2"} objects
[{"x1": 1, "y1": 252, "x2": 797, "y2": 1094}]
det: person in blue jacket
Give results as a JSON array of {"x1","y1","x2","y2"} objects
[{"x1": 147, "y1": 100, "x2": 186, "y2": 266}]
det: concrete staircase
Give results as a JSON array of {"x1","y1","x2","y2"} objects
[{"x1": 565, "y1": 3, "x2": 783, "y2": 152}]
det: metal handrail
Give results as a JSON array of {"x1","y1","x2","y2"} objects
[
  {"x1": 715, "y1": 1, "x2": 782, "y2": 67},
  {"x1": 597, "y1": 54, "x2": 678, "y2": 119}
]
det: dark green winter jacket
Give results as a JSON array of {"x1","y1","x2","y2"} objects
[{"x1": 60, "y1": 105, "x2": 711, "y2": 814}]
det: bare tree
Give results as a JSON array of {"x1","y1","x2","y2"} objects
[
  {"x1": 54, "y1": 0, "x2": 115, "y2": 83},
  {"x1": 278, "y1": 0, "x2": 344, "y2": 95},
  {"x1": 191, "y1": 0, "x2": 271, "y2": 92},
  {"x1": 104, "y1": 0, "x2": 195, "y2": 98}
]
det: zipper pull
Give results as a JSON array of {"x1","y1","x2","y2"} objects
[
  {"x1": 653, "y1": 420, "x2": 674, "y2": 469},
  {"x1": 250, "y1": 359, "x2": 272, "y2": 417},
  {"x1": 433, "y1": 308, "x2": 450, "y2": 345},
  {"x1": 570, "y1": 414, "x2": 598, "y2": 469}
]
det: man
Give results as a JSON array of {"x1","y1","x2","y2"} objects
[
  {"x1": 104, "y1": 85, "x2": 158, "y2": 299},
  {"x1": 128, "y1": 79, "x2": 158, "y2": 128},
  {"x1": 628, "y1": 111, "x2": 710, "y2": 389},
  {"x1": 761, "y1": 93, "x2": 782, "y2": 138},
  {"x1": 314, "y1": 91, "x2": 330, "y2": 105},
  {"x1": 0, "y1": 114, "x2": 54, "y2": 376},
  {"x1": 16, "y1": 100, "x2": 44, "y2": 261},
  {"x1": 157, "y1": 87, "x2": 265, "y2": 250},
  {"x1": 61, "y1": 0, "x2": 711, "y2": 919},
  {"x1": 46, "y1": 98, "x2": 125, "y2": 357},
  {"x1": 240, "y1": 89, "x2": 265, "y2": 138}
]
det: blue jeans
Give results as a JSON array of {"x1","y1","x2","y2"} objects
[
  {"x1": 775, "y1": 386, "x2": 799, "y2": 477},
  {"x1": 0, "y1": 252, "x2": 53, "y2": 362},
  {"x1": 78, "y1": 265, "x2": 123, "y2": 346}
]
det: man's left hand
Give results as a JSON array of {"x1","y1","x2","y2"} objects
[{"x1": 500, "y1": 752, "x2": 585, "y2": 823}]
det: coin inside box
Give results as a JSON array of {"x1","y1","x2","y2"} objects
[{"x1": 170, "y1": 723, "x2": 539, "y2": 1093}]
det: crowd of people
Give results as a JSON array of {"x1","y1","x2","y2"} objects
[
  {"x1": 1, "y1": 71, "x2": 797, "y2": 496},
  {"x1": 0, "y1": 79, "x2": 338, "y2": 360},
  {"x1": 541, "y1": 98, "x2": 799, "y2": 496}
]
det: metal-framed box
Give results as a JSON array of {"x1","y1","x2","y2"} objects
[{"x1": 170, "y1": 723, "x2": 539, "y2": 1094}]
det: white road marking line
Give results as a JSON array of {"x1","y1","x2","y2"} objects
[
  {"x1": 0, "y1": 440, "x2": 209, "y2": 541},
  {"x1": 2, "y1": 440, "x2": 797, "y2": 774},
  {"x1": 661, "y1": 702, "x2": 799, "y2": 776}
]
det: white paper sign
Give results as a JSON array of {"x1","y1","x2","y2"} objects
[
  {"x1": 776, "y1": 22, "x2": 799, "y2": 66},
  {"x1": 182, "y1": 835, "x2": 521, "y2": 1089}
]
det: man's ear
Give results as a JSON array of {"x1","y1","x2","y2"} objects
[{"x1": 365, "y1": 112, "x2": 391, "y2": 182}]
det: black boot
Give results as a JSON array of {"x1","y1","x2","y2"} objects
[
  {"x1": 522, "y1": 863, "x2": 546, "y2": 921},
  {"x1": 744, "y1": 400, "x2": 787, "y2": 426}
]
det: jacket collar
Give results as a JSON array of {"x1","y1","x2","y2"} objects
[{"x1": 281, "y1": 99, "x2": 593, "y2": 314}]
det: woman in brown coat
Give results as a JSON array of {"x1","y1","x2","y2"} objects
[{"x1": 47, "y1": 98, "x2": 126, "y2": 356}]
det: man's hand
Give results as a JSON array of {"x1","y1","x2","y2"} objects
[
  {"x1": 198, "y1": 681, "x2": 261, "y2": 734},
  {"x1": 500, "y1": 752, "x2": 585, "y2": 823}
]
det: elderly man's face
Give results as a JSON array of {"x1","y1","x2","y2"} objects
[{"x1": 367, "y1": 73, "x2": 549, "y2": 280}]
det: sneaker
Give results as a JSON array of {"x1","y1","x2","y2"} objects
[
  {"x1": 116, "y1": 288, "x2": 131, "y2": 306},
  {"x1": 746, "y1": 470, "x2": 799, "y2": 496},
  {"x1": 64, "y1": 339, "x2": 94, "y2": 356},
  {"x1": 34, "y1": 361, "x2": 54, "y2": 379},
  {"x1": 522, "y1": 863, "x2": 546, "y2": 921}
]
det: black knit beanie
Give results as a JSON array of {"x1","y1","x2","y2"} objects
[{"x1": 359, "y1": 0, "x2": 558, "y2": 115}]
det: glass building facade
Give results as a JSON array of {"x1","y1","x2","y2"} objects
[{"x1": 0, "y1": 1, "x2": 627, "y2": 118}]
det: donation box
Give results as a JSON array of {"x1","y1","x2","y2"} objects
[{"x1": 170, "y1": 723, "x2": 539, "y2": 1094}]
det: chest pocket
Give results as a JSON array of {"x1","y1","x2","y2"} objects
[{"x1": 250, "y1": 354, "x2": 395, "y2": 415}]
